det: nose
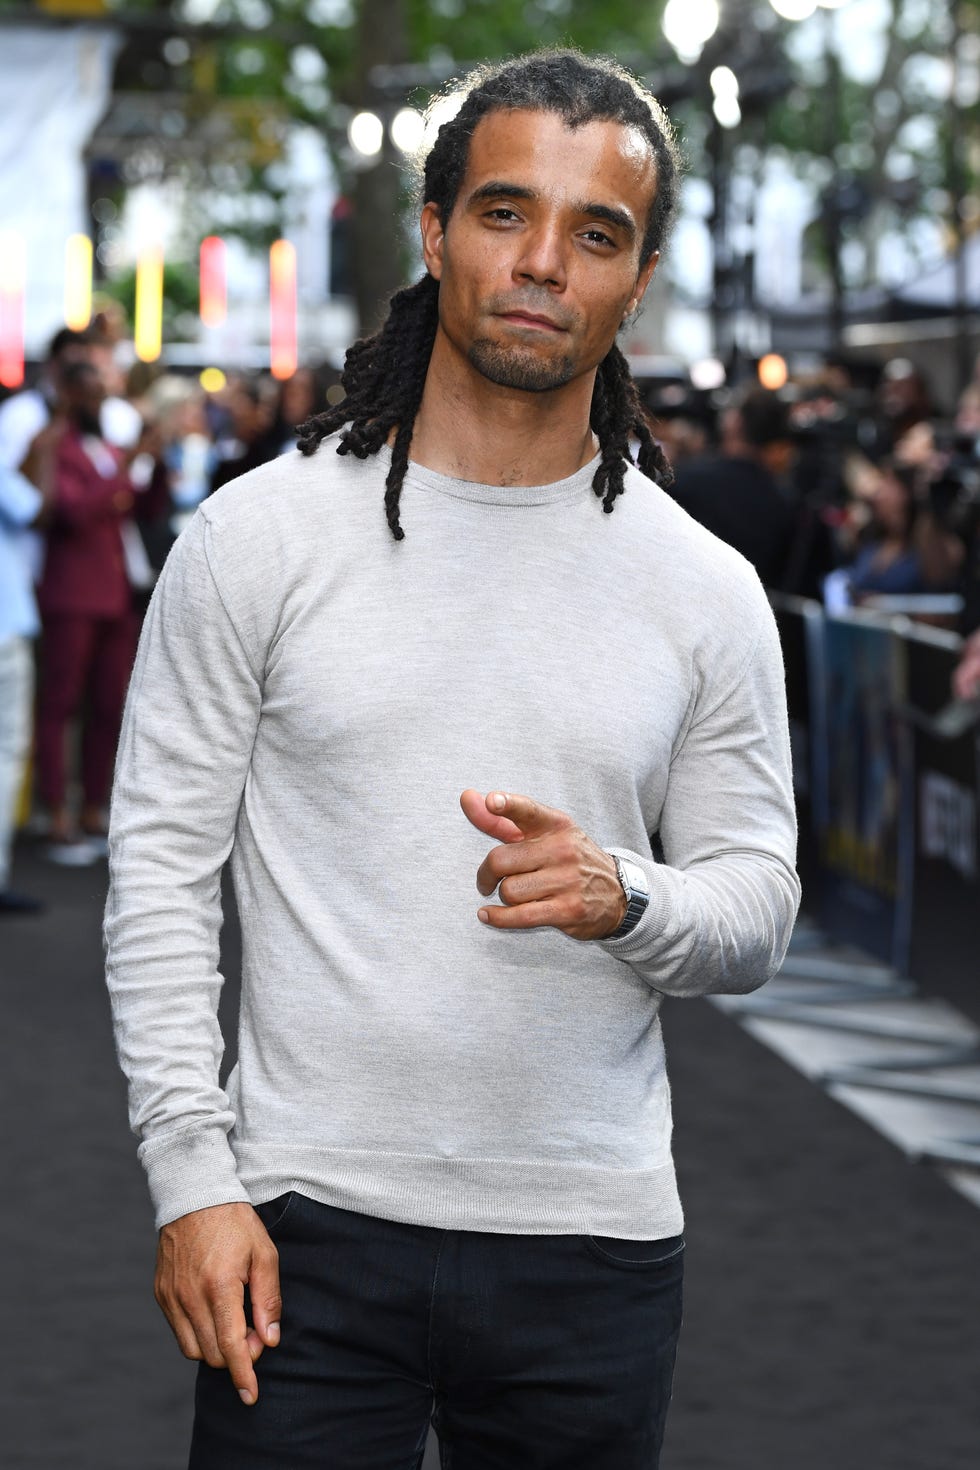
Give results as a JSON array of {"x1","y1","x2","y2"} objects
[{"x1": 513, "y1": 222, "x2": 566, "y2": 291}]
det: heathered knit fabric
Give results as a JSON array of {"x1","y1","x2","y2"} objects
[{"x1": 105, "y1": 438, "x2": 800, "y2": 1233}]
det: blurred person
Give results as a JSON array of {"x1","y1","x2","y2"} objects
[
  {"x1": 267, "y1": 366, "x2": 318, "y2": 455},
  {"x1": 105, "y1": 51, "x2": 799, "y2": 1469},
  {"x1": 0, "y1": 422, "x2": 61, "y2": 914},
  {"x1": 953, "y1": 627, "x2": 980, "y2": 700},
  {"x1": 35, "y1": 362, "x2": 166, "y2": 860},
  {"x1": 845, "y1": 458, "x2": 962, "y2": 602},
  {"x1": 0, "y1": 327, "x2": 91, "y2": 476},
  {"x1": 875, "y1": 356, "x2": 934, "y2": 449},
  {"x1": 147, "y1": 376, "x2": 216, "y2": 534},
  {"x1": 669, "y1": 385, "x2": 796, "y2": 586},
  {"x1": 208, "y1": 376, "x2": 279, "y2": 494}
]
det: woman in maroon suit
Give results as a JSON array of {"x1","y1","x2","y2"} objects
[{"x1": 36, "y1": 361, "x2": 167, "y2": 854}]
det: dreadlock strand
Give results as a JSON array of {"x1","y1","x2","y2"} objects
[{"x1": 296, "y1": 275, "x2": 440, "y2": 536}]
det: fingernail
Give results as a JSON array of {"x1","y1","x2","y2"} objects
[
  {"x1": 478, "y1": 909, "x2": 490, "y2": 924},
  {"x1": 239, "y1": 1389, "x2": 255, "y2": 1406},
  {"x1": 490, "y1": 792, "x2": 506, "y2": 811},
  {"x1": 268, "y1": 1322, "x2": 280, "y2": 1345}
]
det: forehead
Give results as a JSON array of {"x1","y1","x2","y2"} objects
[{"x1": 458, "y1": 107, "x2": 658, "y2": 221}]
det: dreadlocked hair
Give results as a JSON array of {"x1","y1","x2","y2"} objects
[
  {"x1": 590, "y1": 344, "x2": 674, "y2": 513},
  {"x1": 298, "y1": 275, "x2": 438, "y2": 539},
  {"x1": 298, "y1": 48, "x2": 683, "y2": 539}
]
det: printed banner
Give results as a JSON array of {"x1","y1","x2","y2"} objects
[
  {"x1": 905, "y1": 632, "x2": 980, "y2": 1022},
  {"x1": 812, "y1": 613, "x2": 914, "y2": 971}
]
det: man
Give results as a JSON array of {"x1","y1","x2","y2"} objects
[
  {"x1": 0, "y1": 421, "x2": 60, "y2": 913},
  {"x1": 36, "y1": 361, "x2": 166, "y2": 856},
  {"x1": 106, "y1": 51, "x2": 800, "y2": 1469},
  {"x1": 669, "y1": 385, "x2": 796, "y2": 588},
  {"x1": 0, "y1": 327, "x2": 91, "y2": 478}
]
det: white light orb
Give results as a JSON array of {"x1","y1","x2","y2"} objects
[
  {"x1": 710, "y1": 66, "x2": 740, "y2": 98},
  {"x1": 690, "y1": 357, "x2": 726, "y2": 391},
  {"x1": 390, "y1": 107, "x2": 426, "y2": 155},
  {"x1": 348, "y1": 110, "x2": 384, "y2": 157},
  {"x1": 713, "y1": 93, "x2": 742, "y2": 129},
  {"x1": 768, "y1": 0, "x2": 818, "y2": 19},
  {"x1": 663, "y1": 0, "x2": 720, "y2": 63}
]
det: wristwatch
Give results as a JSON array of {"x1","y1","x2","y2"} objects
[{"x1": 607, "y1": 855, "x2": 650, "y2": 940}]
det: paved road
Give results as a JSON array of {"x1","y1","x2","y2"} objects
[{"x1": 3, "y1": 839, "x2": 979, "y2": 1469}]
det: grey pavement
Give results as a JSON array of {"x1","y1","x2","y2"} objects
[{"x1": 2, "y1": 838, "x2": 979, "y2": 1469}]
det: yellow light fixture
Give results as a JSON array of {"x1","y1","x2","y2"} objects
[
  {"x1": 134, "y1": 246, "x2": 164, "y2": 363},
  {"x1": 64, "y1": 234, "x2": 93, "y2": 330}
]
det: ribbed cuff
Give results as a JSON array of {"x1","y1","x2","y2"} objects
[
  {"x1": 139, "y1": 1122, "x2": 251, "y2": 1228},
  {"x1": 596, "y1": 848, "x2": 670, "y2": 961}
]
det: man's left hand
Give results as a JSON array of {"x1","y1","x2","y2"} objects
[{"x1": 460, "y1": 789, "x2": 627, "y2": 941}]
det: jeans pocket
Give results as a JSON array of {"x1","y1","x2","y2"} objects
[
  {"x1": 254, "y1": 1191, "x2": 298, "y2": 1239},
  {"x1": 584, "y1": 1232, "x2": 685, "y2": 1271}
]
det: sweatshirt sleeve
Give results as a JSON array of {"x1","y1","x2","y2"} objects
[
  {"x1": 104, "y1": 509, "x2": 263, "y2": 1227},
  {"x1": 599, "y1": 589, "x2": 801, "y2": 997}
]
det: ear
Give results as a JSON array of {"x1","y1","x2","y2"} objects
[
  {"x1": 630, "y1": 251, "x2": 659, "y2": 314},
  {"x1": 420, "y1": 202, "x2": 445, "y2": 281}
]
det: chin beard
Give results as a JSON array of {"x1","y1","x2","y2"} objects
[{"x1": 468, "y1": 339, "x2": 577, "y2": 393}]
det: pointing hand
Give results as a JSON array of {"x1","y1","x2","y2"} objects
[{"x1": 459, "y1": 789, "x2": 628, "y2": 941}]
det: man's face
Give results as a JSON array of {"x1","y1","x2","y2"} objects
[
  {"x1": 421, "y1": 108, "x2": 659, "y2": 395},
  {"x1": 66, "y1": 369, "x2": 106, "y2": 436},
  {"x1": 51, "y1": 343, "x2": 93, "y2": 394}
]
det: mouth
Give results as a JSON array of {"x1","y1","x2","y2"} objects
[{"x1": 494, "y1": 311, "x2": 567, "y2": 334}]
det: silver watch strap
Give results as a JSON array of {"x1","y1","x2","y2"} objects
[{"x1": 608, "y1": 855, "x2": 650, "y2": 940}]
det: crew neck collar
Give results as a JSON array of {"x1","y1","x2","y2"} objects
[{"x1": 377, "y1": 442, "x2": 603, "y2": 508}]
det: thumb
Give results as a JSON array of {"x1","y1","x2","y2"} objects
[{"x1": 459, "y1": 788, "x2": 525, "y2": 844}]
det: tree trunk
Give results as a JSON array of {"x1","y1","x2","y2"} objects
[{"x1": 350, "y1": 0, "x2": 411, "y2": 335}]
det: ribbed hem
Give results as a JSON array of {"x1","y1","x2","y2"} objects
[{"x1": 234, "y1": 1143, "x2": 684, "y2": 1239}]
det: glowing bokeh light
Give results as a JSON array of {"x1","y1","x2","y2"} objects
[
  {"x1": 270, "y1": 238, "x2": 298, "y2": 381},
  {"x1": 199, "y1": 235, "x2": 227, "y2": 328},
  {"x1": 0, "y1": 231, "x2": 26, "y2": 389},
  {"x1": 348, "y1": 110, "x2": 384, "y2": 157},
  {"x1": 134, "y1": 246, "x2": 164, "y2": 363},
  {"x1": 64, "y1": 234, "x2": 93, "y2": 330},
  {"x1": 758, "y1": 353, "x2": 789, "y2": 390}
]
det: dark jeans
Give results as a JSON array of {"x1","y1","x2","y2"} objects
[{"x1": 189, "y1": 1193, "x2": 684, "y2": 1470}]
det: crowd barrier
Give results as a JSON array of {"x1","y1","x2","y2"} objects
[{"x1": 772, "y1": 594, "x2": 979, "y2": 1013}]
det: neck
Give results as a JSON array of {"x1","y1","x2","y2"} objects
[{"x1": 409, "y1": 328, "x2": 599, "y2": 486}]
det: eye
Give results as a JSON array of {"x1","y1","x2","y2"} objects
[
  {"x1": 484, "y1": 206, "x2": 521, "y2": 223},
  {"x1": 582, "y1": 228, "x2": 615, "y2": 248}
]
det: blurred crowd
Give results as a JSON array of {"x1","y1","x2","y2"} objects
[
  {"x1": 648, "y1": 349, "x2": 980, "y2": 672},
  {"x1": 2, "y1": 320, "x2": 979, "y2": 915},
  {"x1": 0, "y1": 318, "x2": 337, "y2": 911}
]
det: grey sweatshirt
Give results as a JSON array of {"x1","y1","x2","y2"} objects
[{"x1": 105, "y1": 439, "x2": 800, "y2": 1236}]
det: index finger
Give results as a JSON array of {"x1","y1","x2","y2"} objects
[
  {"x1": 483, "y1": 791, "x2": 574, "y2": 838},
  {"x1": 210, "y1": 1292, "x2": 260, "y2": 1406}
]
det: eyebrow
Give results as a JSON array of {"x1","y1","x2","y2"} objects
[{"x1": 467, "y1": 182, "x2": 637, "y2": 241}]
